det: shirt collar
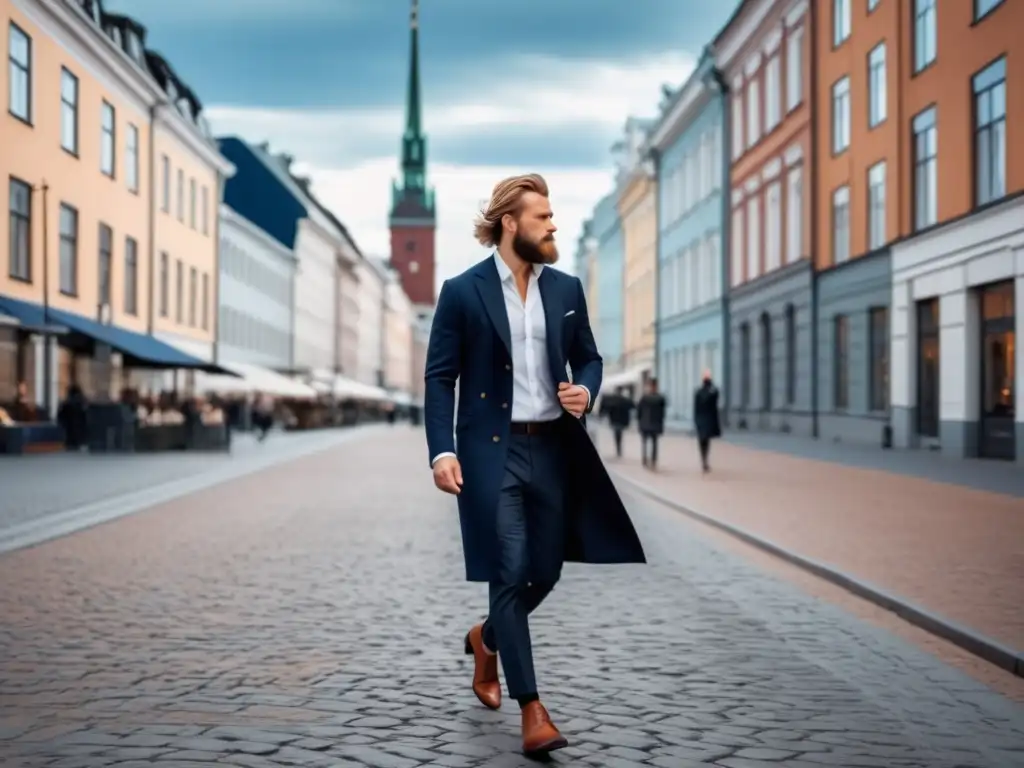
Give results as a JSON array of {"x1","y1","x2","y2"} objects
[{"x1": 494, "y1": 252, "x2": 543, "y2": 284}]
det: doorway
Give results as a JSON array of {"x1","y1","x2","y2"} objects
[
  {"x1": 979, "y1": 281, "x2": 1015, "y2": 460},
  {"x1": 916, "y1": 298, "x2": 940, "y2": 438}
]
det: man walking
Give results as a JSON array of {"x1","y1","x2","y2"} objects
[
  {"x1": 636, "y1": 378, "x2": 666, "y2": 470},
  {"x1": 424, "y1": 174, "x2": 646, "y2": 756},
  {"x1": 693, "y1": 369, "x2": 722, "y2": 472},
  {"x1": 606, "y1": 390, "x2": 634, "y2": 458}
]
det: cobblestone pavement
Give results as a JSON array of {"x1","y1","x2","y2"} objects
[
  {"x1": 603, "y1": 426, "x2": 1024, "y2": 657},
  {"x1": 1, "y1": 426, "x2": 1023, "y2": 767},
  {"x1": 0, "y1": 426, "x2": 381, "y2": 541}
]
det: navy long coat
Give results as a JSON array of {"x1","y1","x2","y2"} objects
[{"x1": 424, "y1": 256, "x2": 647, "y2": 583}]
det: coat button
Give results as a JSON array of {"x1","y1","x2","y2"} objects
[
  {"x1": 505, "y1": 364, "x2": 511, "y2": 371},
  {"x1": 492, "y1": 435, "x2": 500, "y2": 442},
  {"x1": 480, "y1": 392, "x2": 486, "y2": 398},
  {"x1": 502, "y1": 402, "x2": 508, "y2": 409}
]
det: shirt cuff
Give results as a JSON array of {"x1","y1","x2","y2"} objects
[
  {"x1": 431, "y1": 452, "x2": 456, "y2": 467},
  {"x1": 578, "y1": 384, "x2": 591, "y2": 410}
]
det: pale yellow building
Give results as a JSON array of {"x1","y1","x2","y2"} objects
[
  {"x1": 0, "y1": 0, "x2": 232, "y2": 411},
  {"x1": 617, "y1": 168, "x2": 657, "y2": 387},
  {"x1": 383, "y1": 272, "x2": 414, "y2": 398}
]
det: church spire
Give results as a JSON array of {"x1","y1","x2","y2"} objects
[
  {"x1": 404, "y1": 0, "x2": 421, "y2": 140},
  {"x1": 392, "y1": 0, "x2": 432, "y2": 215}
]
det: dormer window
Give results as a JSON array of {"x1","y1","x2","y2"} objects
[
  {"x1": 127, "y1": 33, "x2": 141, "y2": 62},
  {"x1": 176, "y1": 97, "x2": 192, "y2": 120},
  {"x1": 90, "y1": 0, "x2": 101, "y2": 24},
  {"x1": 197, "y1": 115, "x2": 211, "y2": 137},
  {"x1": 165, "y1": 80, "x2": 177, "y2": 101},
  {"x1": 109, "y1": 26, "x2": 122, "y2": 47}
]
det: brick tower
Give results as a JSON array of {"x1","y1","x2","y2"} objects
[{"x1": 389, "y1": 0, "x2": 436, "y2": 315}]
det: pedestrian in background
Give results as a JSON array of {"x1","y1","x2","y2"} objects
[
  {"x1": 693, "y1": 369, "x2": 721, "y2": 473},
  {"x1": 605, "y1": 390, "x2": 634, "y2": 459},
  {"x1": 637, "y1": 378, "x2": 666, "y2": 470},
  {"x1": 424, "y1": 173, "x2": 646, "y2": 757}
]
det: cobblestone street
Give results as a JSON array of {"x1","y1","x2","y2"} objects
[{"x1": 1, "y1": 426, "x2": 1023, "y2": 767}]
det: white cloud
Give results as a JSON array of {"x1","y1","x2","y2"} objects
[{"x1": 207, "y1": 52, "x2": 698, "y2": 290}]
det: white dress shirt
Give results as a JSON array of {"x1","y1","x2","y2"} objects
[{"x1": 430, "y1": 254, "x2": 589, "y2": 467}]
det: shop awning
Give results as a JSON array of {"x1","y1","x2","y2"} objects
[
  {"x1": 0, "y1": 296, "x2": 69, "y2": 334},
  {"x1": 0, "y1": 296, "x2": 234, "y2": 374},
  {"x1": 200, "y1": 361, "x2": 317, "y2": 399},
  {"x1": 333, "y1": 375, "x2": 390, "y2": 401}
]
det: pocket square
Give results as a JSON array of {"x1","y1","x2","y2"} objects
[{"x1": 564, "y1": 310, "x2": 576, "y2": 317}]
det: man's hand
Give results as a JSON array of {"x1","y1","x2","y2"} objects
[
  {"x1": 558, "y1": 382, "x2": 589, "y2": 418},
  {"x1": 432, "y1": 455, "x2": 463, "y2": 495}
]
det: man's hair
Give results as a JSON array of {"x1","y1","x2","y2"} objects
[{"x1": 473, "y1": 173, "x2": 550, "y2": 247}]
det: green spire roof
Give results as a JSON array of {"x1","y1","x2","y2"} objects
[{"x1": 392, "y1": 0, "x2": 434, "y2": 219}]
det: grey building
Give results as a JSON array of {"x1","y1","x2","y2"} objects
[{"x1": 815, "y1": 250, "x2": 892, "y2": 447}]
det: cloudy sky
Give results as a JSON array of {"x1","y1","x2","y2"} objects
[{"x1": 104, "y1": 0, "x2": 737, "y2": 285}]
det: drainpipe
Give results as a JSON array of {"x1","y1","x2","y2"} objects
[
  {"x1": 808, "y1": 2, "x2": 820, "y2": 440},
  {"x1": 211, "y1": 171, "x2": 224, "y2": 366},
  {"x1": 709, "y1": 64, "x2": 731, "y2": 425},
  {"x1": 648, "y1": 148, "x2": 661, "y2": 382}
]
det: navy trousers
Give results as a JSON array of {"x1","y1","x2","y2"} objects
[{"x1": 481, "y1": 430, "x2": 566, "y2": 699}]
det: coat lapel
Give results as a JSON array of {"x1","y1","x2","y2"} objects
[
  {"x1": 474, "y1": 260, "x2": 512, "y2": 357},
  {"x1": 538, "y1": 268, "x2": 567, "y2": 385}
]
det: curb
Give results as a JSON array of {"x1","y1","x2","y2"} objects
[{"x1": 611, "y1": 470, "x2": 1024, "y2": 679}]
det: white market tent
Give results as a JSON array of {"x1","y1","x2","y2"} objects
[{"x1": 197, "y1": 361, "x2": 318, "y2": 400}]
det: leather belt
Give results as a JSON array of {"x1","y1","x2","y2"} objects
[{"x1": 510, "y1": 420, "x2": 561, "y2": 436}]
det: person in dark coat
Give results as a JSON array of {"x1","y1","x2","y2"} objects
[
  {"x1": 424, "y1": 174, "x2": 646, "y2": 757},
  {"x1": 57, "y1": 384, "x2": 88, "y2": 449},
  {"x1": 605, "y1": 391, "x2": 634, "y2": 458},
  {"x1": 693, "y1": 369, "x2": 722, "y2": 472},
  {"x1": 636, "y1": 377, "x2": 666, "y2": 469}
]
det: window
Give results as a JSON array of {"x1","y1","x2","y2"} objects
[
  {"x1": 732, "y1": 91, "x2": 744, "y2": 159},
  {"x1": 175, "y1": 259, "x2": 183, "y2": 322},
  {"x1": 126, "y1": 123, "x2": 139, "y2": 193},
  {"x1": 833, "y1": 315, "x2": 849, "y2": 409},
  {"x1": 746, "y1": 194, "x2": 760, "y2": 281},
  {"x1": 831, "y1": 186, "x2": 850, "y2": 265},
  {"x1": 786, "y1": 26, "x2": 804, "y2": 112},
  {"x1": 833, "y1": 0, "x2": 851, "y2": 45},
  {"x1": 201, "y1": 186, "x2": 209, "y2": 234},
  {"x1": 99, "y1": 101, "x2": 115, "y2": 177},
  {"x1": 8, "y1": 177, "x2": 31, "y2": 282},
  {"x1": 832, "y1": 76, "x2": 851, "y2": 154},
  {"x1": 746, "y1": 78, "x2": 760, "y2": 148},
  {"x1": 914, "y1": 0, "x2": 936, "y2": 73},
  {"x1": 8, "y1": 23, "x2": 31, "y2": 122},
  {"x1": 201, "y1": 272, "x2": 209, "y2": 330},
  {"x1": 913, "y1": 106, "x2": 938, "y2": 230},
  {"x1": 189, "y1": 267, "x2": 197, "y2": 326},
  {"x1": 176, "y1": 168, "x2": 184, "y2": 221},
  {"x1": 975, "y1": 0, "x2": 1005, "y2": 20},
  {"x1": 765, "y1": 55, "x2": 781, "y2": 131},
  {"x1": 98, "y1": 223, "x2": 112, "y2": 307},
  {"x1": 60, "y1": 68, "x2": 78, "y2": 154},
  {"x1": 868, "y1": 44, "x2": 887, "y2": 127},
  {"x1": 869, "y1": 306, "x2": 889, "y2": 411},
  {"x1": 785, "y1": 304, "x2": 796, "y2": 405},
  {"x1": 123, "y1": 236, "x2": 138, "y2": 315},
  {"x1": 786, "y1": 166, "x2": 803, "y2": 263},
  {"x1": 740, "y1": 323, "x2": 751, "y2": 408},
  {"x1": 189, "y1": 178, "x2": 196, "y2": 228},
  {"x1": 159, "y1": 251, "x2": 169, "y2": 317},
  {"x1": 765, "y1": 182, "x2": 781, "y2": 272},
  {"x1": 973, "y1": 57, "x2": 1006, "y2": 207},
  {"x1": 916, "y1": 299, "x2": 940, "y2": 437},
  {"x1": 59, "y1": 203, "x2": 78, "y2": 295},
  {"x1": 867, "y1": 162, "x2": 886, "y2": 250},
  {"x1": 731, "y1": 207, "x2": 745, "y2": 287},
  {"x1": 161, "y1": 155, "x2": 170, "y2": 211}
]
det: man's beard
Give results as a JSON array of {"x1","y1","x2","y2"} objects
[{"x1": 513, "y1": 232, "x2": 558, "y2": 265}]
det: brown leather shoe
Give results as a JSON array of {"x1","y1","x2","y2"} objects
[
  {"x1": 521, "y1": 700, "x2": 568, "y2": 755},
  {"x1": 464, "y1": 624, "x2": 501, "y2": 710}
]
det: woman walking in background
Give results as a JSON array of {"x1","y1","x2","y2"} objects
[{"x1": 693, "y1": 369, "x2": 721, "y2": 473}]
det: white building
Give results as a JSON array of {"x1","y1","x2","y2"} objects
[
  {"x1": 890, "y1": 194, "x2": 1023, "y2": 462},
  {"x1": 383, "y1": 271, "x2": 415, "y2": 397},
  {"x1": 355, "y1": 257, "x2": 389, "y2": 387},
  {"x1": 215, "y1": 205, "x2": 295, "y2": 370}
]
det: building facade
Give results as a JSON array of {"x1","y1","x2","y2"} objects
[
  {"x1": 354, "y1": 257, "x2": 388, "y2": 387},
  {"x1": 1, "y1": 0, "x2": 231, "y2": 410},
  {"x1": 648, "y1": 50, "x2": 727, "y2": 428},
  {"x1": 615, "y1": 117, "x2": 657, "y2": 398},
  {"x1": 809, "y1": 0, "x2": 901, "y2": 447},
  {"x1": 591, "y1": 192, "x2": 624, "y2": 381},
  {"x1": 890, "y1": 0, "x2": 1023, "y2": 462},
  {"x1": 383, "y1": 271, "x2": 414, "y2": 398},
  {"x1": 719, "y1": 0, "x2": 813, "y2": 434},
  {"x1": 212, "y1": 205, "x2": 294, "y2": 371},
  {"x1": 389, "y1": 0, "x2": 436, "y2": 321}
]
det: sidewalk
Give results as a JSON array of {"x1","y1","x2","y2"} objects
[{"x1": 602, "y1": 427, "x2": 1024, "y2": 671}]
